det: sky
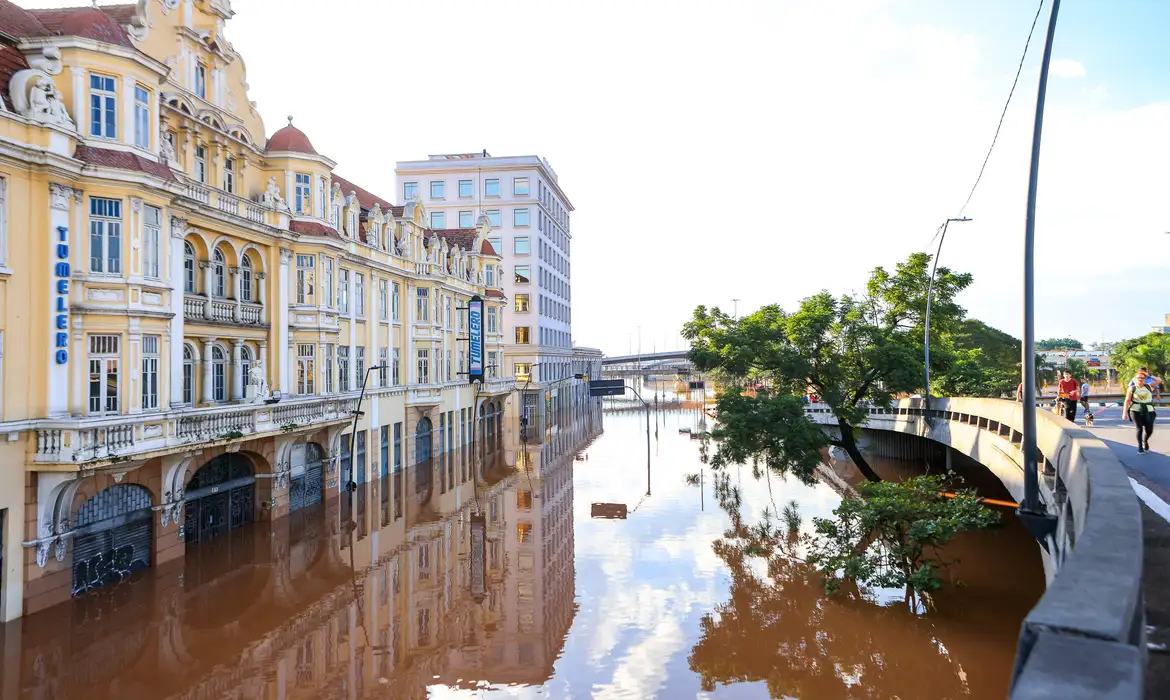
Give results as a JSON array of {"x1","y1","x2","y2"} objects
[{"x1": 25, "y1": 0, "x2": 1170, "y2": 355}]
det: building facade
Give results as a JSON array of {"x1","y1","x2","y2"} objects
[
  {"x1": 0, "y1": 0, "x2": 513, "y2": 620},
  {"x1": 395, "y1": 153, "x2": 581, "y2": 424}
]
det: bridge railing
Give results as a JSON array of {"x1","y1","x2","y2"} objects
[{"x1": 804, "y1": 397, "x2": 1144, "y2": 699}]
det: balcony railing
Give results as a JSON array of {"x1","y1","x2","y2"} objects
[
  {"x1": 184, "y1": 295, "x2": 266, "y2": 326},
  {"x1": 184, "y1": 182, "x2": 266, "y2": 225}
]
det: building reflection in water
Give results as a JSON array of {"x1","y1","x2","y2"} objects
[{"x1": 1, "y1": 401, "x2": 603, "y2": 700}]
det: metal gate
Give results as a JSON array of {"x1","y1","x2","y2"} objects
[
  {"x1": 72, "y1": 485, "x2": 153, "y2": 596},
  {"x1": 289, "y1": 444, "x2": 324, "y2": 513},
  {"x1": 183, "y1": 454, "x2": 255, "y2": 544}
]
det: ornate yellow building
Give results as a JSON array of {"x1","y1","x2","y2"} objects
[{"x1": 0, "y1": 0, "x2": 512, "y2": 620}]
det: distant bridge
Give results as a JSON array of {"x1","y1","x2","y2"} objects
[{"x1": 601, "y1": 351, "x2": 689, "y2": 365}]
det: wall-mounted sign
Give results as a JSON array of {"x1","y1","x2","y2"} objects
[
  {"x1": 470, "y1": 513, "x2": 486, "y2": 602},
  {"x1": 53, "y1": 225, "x2": 69, "y2": 364},
  {"x1": 468, "y1": 295, "x2": 484, "y2": 383}
]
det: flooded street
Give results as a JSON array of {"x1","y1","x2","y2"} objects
[{"x1": 0, "y1": 399, "x2": 1044, "y2": 699}]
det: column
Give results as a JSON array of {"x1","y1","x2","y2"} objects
[
  {"x1": 287, "y1": 338, "x2": 296, "y2": 397},
  {"x1": 70, "y1": 67, "x2": 85, "y2": 137},
  {"x1": 169, "y1": 217, "x2": 188, "y2": 407},
  {"x1": 231, "y1": 339, "x2": 244, "y2": 401},
  {"x1": 405, "y1": 282, "x2": 414, "y2": 384},
  {"x1": 121, "y1": 75, "x2": 135, "y2": 145},
  {"x1": 230, "y1": 266, "x2": 242, "y2": 322},
  {"x1": 347, "y1": 270, "x2": 356, "y2": 392},
  {"x1": 47, "y1": 184, "x2": 76, "y2": 417},
  {"x1": 256, "y1": 272, "x2": 268, "y2": 323},
  {"x1": 201, "y1": 337, "x2": 215, "y2": 405},
  {"x1": 258, "y1": 342, "x2": 268, "y2": 394},
  {"x1": 277, "y1": 248, "x2": 291, "y2": 394},
  {"x1": 200, "y1": 259, "x2": 213, "y2": 319}
]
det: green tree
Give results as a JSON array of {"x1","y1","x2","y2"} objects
[
  {"x1": 683, "y1": 253, "x2": 972, "y2": 482},
  {"x1": 1111, "y1": 332, "x2": 1170, "y2": 382},
  {"x1": 1036, "y1": 337, "x2": 1083, "y2": 351},
  {"x1": 1063, "y1": 357, "x2": 1088, "y2": 380}
]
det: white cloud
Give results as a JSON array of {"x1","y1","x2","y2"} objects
[{"x1": 1051, "y1": 59, "x2": 1087, "y2": 78}]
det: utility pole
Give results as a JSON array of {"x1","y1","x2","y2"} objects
[
  {"x1": 924, "y1": 216, "x2": 972, "y2": 421},
  {"x1": 1019, "y1": 0, "x2": 1061, "y2": 543},
  {"x1": 731, "y1": 298, "x2": 740, "y2": 320}
]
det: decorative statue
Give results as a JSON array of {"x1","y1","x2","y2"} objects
[
  {"x1": 12, "y1": 75, "x2": 74, "y2": 129},
  {"x1": 249, "y1": 361, "x2": 266, "y2": 387},
  {"x1": 262, "y1": 177, "x2": 290, "y2": 211},
  {"x1": 160, "y1": 126, "x2": 177, "y2": 163}
]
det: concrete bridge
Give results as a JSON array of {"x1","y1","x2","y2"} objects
[
  {"x1": 600, "y1": 351, "x2": 689, "y2": 365},
  {"x1": 804, "y1": 398, "x2": 1144, "y2": 699}
]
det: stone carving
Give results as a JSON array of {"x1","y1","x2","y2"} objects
[
  {"x1": 49, "y1": 183, "x2": 75, "y2": 211},
  {"x1": 35, "y1": 540, "x2": 49, "y2": 568},
  {"x1": 10, "y1": 49, "x2": 73, "y2": 129},
  {"x1": 170, "y1": 216, "x2": 188, "y2": 239},
  {"x1": 261, "y1": 177, "x2": 290, "y2": 212},
  {"x1": 427, "y1": 236, "x2": 440, "y2": 263},
  {"x1": 160, "y1": 126, "x2": 177, "y2": 164},
  {"x1": 279, "y1": 248, "x2": 294, "y2": 265}
]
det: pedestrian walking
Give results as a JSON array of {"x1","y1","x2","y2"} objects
[
  {"x1": 1057, "y1": 370, "x2": 1079, "y2": 422},
  {"x1": 1124, "y1": 369, "x2": 1157, "y2": 453},
  {"x1": 1080, "y1": 377, "x2": 1094, "y2": 425}
]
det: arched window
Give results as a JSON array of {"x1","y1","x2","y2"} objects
[
  {"x1": 241, "y1": 345, "x2": 253, "y2": 389},
  {"x1": 182, "y1": 344, "x2": 194, "y2": 404},
  {"x1": 212, "y1": 249, "x2": 226, "y2": 298},
  {"x1": 240, "y1": 254, "x2": 253, "y2": 302},
  {"x1": 211, "y1": 345, "x2": 227, "y2": 402},
  {"x1": 184, "y1": 241, "x2": 196, "y2": 293},
  {"x1": 349, "y1": 211, "x2": 358, "y2": 238},
  {"x1": 330, "y1": 204, "x2": 340, "y2": 231}
]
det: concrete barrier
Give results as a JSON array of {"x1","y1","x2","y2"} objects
[{"x1": 804, "y1": 397, "x2": 1145, "y2": 699}]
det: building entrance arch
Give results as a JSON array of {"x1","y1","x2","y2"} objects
[
  {"x1": 416, "y1": 417, "x2": 433, "y2": 465},
  {"x1": 184, "y1": 453, "x2": 255, "y2": 544},
  {"x1": 71, "y1": 484, "x2": 154, "y2": 596},
  {"x1": 289, "y1": 443, "x2": 325, "y2": 513}
]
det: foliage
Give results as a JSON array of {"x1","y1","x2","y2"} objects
[
  {"x1": 1037, "y1": 337, "x2": 1083, "y2": 351},
  {"x1": 704, "y1": 391, "x2": 829, "y2": 483},
  {"x1": 1111, "y1": 332, "x2": 1170, "y2": 382},
  {"x1": 804, "y1": 474, "x2": 999, "y2": 596},
  {"x1": 930, "y1": 320, "x2": 1021, "y2": 398},
  {"x1": 1063, "y1": 358, "x2": 1088, "y2": 380},
  {"x1": 684, "y1": 253, "x2": 972, "y2": 481}
]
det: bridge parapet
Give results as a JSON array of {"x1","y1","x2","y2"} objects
[{"x1": 804, "y1": 397, "x2": 1144, "y2": 699}]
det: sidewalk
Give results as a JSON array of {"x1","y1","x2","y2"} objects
[{"x1": 1081, "y1": 405, "x2": 1170, "y2": 699}]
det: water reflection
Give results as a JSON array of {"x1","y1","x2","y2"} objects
[{"x1": 2, "y1": 402, "x2": 602, "y2": 700}]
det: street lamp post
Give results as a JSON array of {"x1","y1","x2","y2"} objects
[
  {"x1": 345, "y1": 363, "x2": 388, "y2": 499},
  {"x1": 924, "y1": 216, "x2": 972, "y2": 421},
  {"x1": 1019, "y1": 0, "x2": 1061, "y2": 542}
]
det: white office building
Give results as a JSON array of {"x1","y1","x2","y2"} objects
[{"x1": 396, "y1": 152, "x2": 579, "y2": 422}]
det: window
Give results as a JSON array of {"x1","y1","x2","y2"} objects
[
  {"x1": 444, "y1": 297, "x2": 452, "y2": 328},
  {"x1": 141, "y1": 335, "x2": 159, "y2": 410},
  {"x1": 514, "y1": 208, "x2": 530, "y2": 227},
  {"x1": 392, "y1": 348, "x2": 400, "y2": 385},
  {"x1": 379, "y1": 348, "x2": 388, "y2": 386},
  {"x1": 356, "y1": 347, "x2": 366, "y2": 387},
  {"x1": 488, "y1": 351, "x2": 498, "y2": 377},
  {"x1": 212, "y1": 249, "x2": 226, "y2": 297},
  {"x1": 516, "y1": 327, "x2": 530, "y2": 344},
  {"x1": 223, "y1": 157, "x2": 235, "y2": 194},
  {"x1": 514, "y1": 177, "x2": 530, "y2": 196},
  {"x1": 348, "y1": 210, "x2": 357, "y2": 238},
  {"x1": 355, "y1": 273, "x2": 365, "y2": 316},
  {"x1": 339, "y1": 347, "x2": 350, "y2": 392},
  {"x1": 417, "y1": 349, "x2": 429, "y2": 384},
  {"x1": 324, "y1": 344, "x2": 334, "y2": 393},
  {"x1": 89, "y1": 197, "x2": 122, "y2": 274},
  {"x1": 392, "y1": 282, "x2": 400, "y2": 320},
  {"x1": 88, "y1": 335, "x2": 120, "y2": 414},
  {"x1": 295, "y1": 173, "x2": 311, "y2": 214},
  {"x1": 323, "y1": 258, "x2": 334, "y2": 307},
  {"x1": 488, "y1": 237, "x2": 502, "y2": 255},
  {"x1": 379, "y1": 279, "x2": 388, "y2": 320},
  {"x1": 89, "y1": 74, "x2": 117, "y2": 139},
  {"x1": 487, "y1": 306, "x2": 497, "y2": 333},
  {"x1": 240, "y1": 255, "x2": 253, "y2": 302},
  {"x1": 134, "y1": 85, "x2": 150, "y2": 149},
  {"x1": 485, "y1": 265, "x2": 495, "y2": 287},
  {"x1": 143, "y1": 205, "x2": 160, "y2": 279},
  {"x1": 338, "y1": 269, "x2": 349, "y2": 313},
  {"x1": 403, "y1": 182, "x2": 418, "y2": 200},
  {"x1": 430, "y1": 181, "x2": 445, "y2": 199},
  {"x1": 514, "y1": 237, "x2": 530, "y2": 255},
  {"x1": 296, "y1": 254, "x2": 314, "y2": 304},
  {"x1": 486, "y1": 209, "x2": 501, "y2": 227},
  {"x1": 182, "y1": 344, "x2": 194, "y2": 404},
  {"x1": 458, "y1": 210, "x2": 473, "y2": 228},
  {"x1": 514, "y1": 265, "x2": 530, "y2": 284},
  {"x1": 330, "y1": 203, "x2": 340, "y2": 231},
  {"x1": 416, "y1": 287, "x2": 429, "y2": 321},
  {"x1": 317, "y1": 177, "x2": 326, "y2": 217},
  {"x1": 459, "y1": 350, "x2": 465, "y2": 375},
  {"x1": 446, "y1": 350, "x2": 452, "y2": 382},
  {"x1": 211, "y1": 345, "x2": 226, "y2": 402},
  {"x1": 515, "y1": 362, "x2": 531, "y2": 380},
  {"x1": 394, "y1": 422, "x2": 402, "y2": 472},
  {"x1": 297, "y1": 344, "x2": 315, "y2": 394},
  {"x1": 485, "y1": 178, "x2": 499, "y2": 197},
  {"x1": 430, "y1": 211, "x2": 445, "y2": 229},
  {"x1": 515, "y1": 294, "x2": 530, "y2": 312},
  {"x1": 458, "y1": 179, "x2": 473, "y2": 197},
  {"x1": 195, "y1": 63, "x2": 207, "y2": 99},
  {"x1": 195, "y1": 146, "x2": 207, "y2": 183}
]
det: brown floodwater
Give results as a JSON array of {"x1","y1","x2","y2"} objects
[{"x1": 0, "y1": 398, "x2": 1044, "y2": 699}]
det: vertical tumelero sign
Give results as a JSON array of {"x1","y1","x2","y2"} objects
[
  {"x1": 53, "y1": 225, "x2": 69, "y2": 364},
  {"x1": 468, "y1": 294, "x2": 484, "y2": 383}
]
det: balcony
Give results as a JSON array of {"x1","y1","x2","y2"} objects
[
  {"x1": 185, "y1": 182, "x2": 265, "y2": 225},
  {"x1": 185, "y1": 295, "x2": 266, "y2": 326},
  {"x1": 31, "y1": 396, "x2": 355, "y2": 467}
]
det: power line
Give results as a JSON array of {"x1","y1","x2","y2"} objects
[{"x1": 957, "y1": 0, "x2": 1047, "y2": 216}]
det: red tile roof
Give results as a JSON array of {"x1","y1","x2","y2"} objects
[
  {"x1": 289, "y1": 219, "x2": 342, "y2": 239},
  {"x1": 485, "y1": 289, "x2": 506, "y2": 300},
  {"x1": 388, "y1": 205, "x2": 404, "y2": 217},
  {"x1": 28, "y1": 6, "x2": 133, "y2": 48},
  {"x1": 266, "y1": 121, "x2": 317, "y2": 155},
  {"x1": 0, "y1": 0, "x2": 49, "y2": 38},
  {"x1": 431, "y1": 228, "x2": 478, "y2": 251},
  {"x1": 74, "y1": 145, "x2": 175, "y2": 182},
  {"x1": 331, "y1": 174, "x2": 394, "y2": 216},
  {"x1": 0, "y1": 44, "x2": 30, "y2": 110},
  {"x1": 481, "y1": 239, "x2": 499, "y2": 257}
]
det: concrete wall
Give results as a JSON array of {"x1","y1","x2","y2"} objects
[{"x1": 805, "y1": 398, "x2": 1144, "y2": 699}]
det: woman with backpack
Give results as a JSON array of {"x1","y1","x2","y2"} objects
[{"x1": 1123, "y1": 369, "x2": 1157, "y2": 454}]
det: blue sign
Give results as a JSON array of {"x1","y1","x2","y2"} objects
[
  {"x1": 468, "y1": 295, "x2": 484, "y2": 383},
  {"x1": 53, "y1": 226, "x2": 69, "y2": 364}
]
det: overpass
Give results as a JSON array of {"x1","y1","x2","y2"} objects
[
  {"x1": 804, "y1": 398, "x2": 1143, "y2": 698},
  {"x1": 601, "y1": 350, "x2": 689, "y2": 365}
]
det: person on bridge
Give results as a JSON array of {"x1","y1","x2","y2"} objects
[
  {"x1": 1080, "y1": 377, "x2": 1094, "y2": 426},
  {"x1": 1123, "y1": 369, "x2": 1157, "y2": 454},
  {"x1": 1057, "y1": 370, "x2": 1080, "y2": 422}
]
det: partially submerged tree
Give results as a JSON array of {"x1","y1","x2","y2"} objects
[{"x1": 683, "y1": 253, "x2": 972, "y2": 482}]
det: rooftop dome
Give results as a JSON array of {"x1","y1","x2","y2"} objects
[
  {"x1": 53, "y1": 7, "x2": 132, "y2": 48},
  {"x1": 266, "y1": 116, "x2": 317, "y2": 155}
]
